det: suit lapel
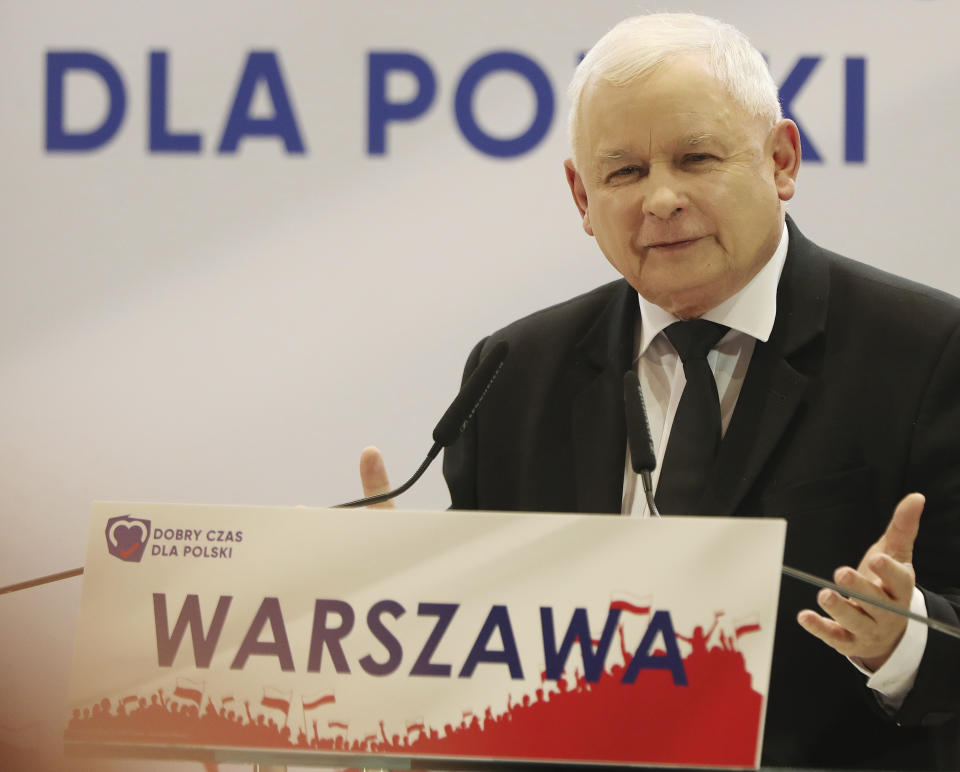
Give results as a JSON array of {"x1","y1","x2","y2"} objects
[
  {"x1": 700, "y1": 218, "x2": 830, "y2": 515},
  {"x1": 571, "y1": 281, "x2": 637, "y2": 514}
]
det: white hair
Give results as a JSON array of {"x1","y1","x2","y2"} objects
[{"x1": 568, "y1": 13, "x2": 782, "y2": 164}]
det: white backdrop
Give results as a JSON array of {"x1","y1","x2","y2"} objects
[{"x1": 2, "y1": 1, "x2": 959, "y2": 769}]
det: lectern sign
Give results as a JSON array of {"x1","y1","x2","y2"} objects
[{"x1": 67, "y1": 503, "x2": 785, "y2": 769}]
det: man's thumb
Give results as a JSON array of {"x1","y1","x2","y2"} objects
[
  {"x1": 878, "y1": 492, "x2": 925, "y2": 563},
  {"x1": 359, "y1": 446, "x2": 396, "y2": 509}
]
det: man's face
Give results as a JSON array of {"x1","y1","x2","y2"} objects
[{"x1": 565, "y1": 55, "x2": 799, "y2": 318}]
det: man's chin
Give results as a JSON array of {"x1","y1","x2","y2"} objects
[{"x1": 637, "y1": 280, "x2": 725, "y2": 319}]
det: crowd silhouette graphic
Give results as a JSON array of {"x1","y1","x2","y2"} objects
[{"x1": 66, "y1": 612, "x2": 762, "y2": 767}]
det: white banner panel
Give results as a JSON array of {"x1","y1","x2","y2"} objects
[{"x1": 67, "y1": 503, "x2": 785, "y2": 768}]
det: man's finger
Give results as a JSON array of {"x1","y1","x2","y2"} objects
[
  {"x1": 834, "y1": 562, "x2": 914, "y2": 611},
  {"x1": 816, "y1": 588, "x2": 876, "y2": 636},
  {"x1": 864, "y1": 554, "x2": 916, "y2": 604},
  {"x1": 832, "y1": 567, "x2": 885, "y2": 616},
  {"x1": 875, "y1": 492, "x2": 924, "y2": 563},
  {"x1": 797, "y1": 609, "x2": 856, "y2": 653},
  {"x1": 359, "y1": 446, "x2": 396, "y2": 509}
]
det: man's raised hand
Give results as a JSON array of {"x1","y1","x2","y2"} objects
[{"x1": 797, "y1": 492, "x2": 924, "y2": 670}]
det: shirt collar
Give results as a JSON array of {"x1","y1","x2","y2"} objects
[{"x1": 636, "y1": 221, "x2": 789, "y2": 356}]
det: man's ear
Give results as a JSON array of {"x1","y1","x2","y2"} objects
[
  {"x1": 770, "y1": 119, "x2": 801, "y2": 202},
  {"x1": 564, "y1": 158, "x2": 594, "y2": 236}
]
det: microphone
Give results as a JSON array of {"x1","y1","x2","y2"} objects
[
  {"x1": 0, "y1": 342, "x2": 510, "y2": 595},
  {"x1": 623, "y1": 370, "x2": 660, "y2": 517},
  {"x1": 334, "y1": 341, "x2": 509, "y2": 508},
  {"x1": 432, "y1": 341, "x2": 509, "y2": 448}
]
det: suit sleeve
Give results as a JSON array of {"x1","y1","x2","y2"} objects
[
  {"x1": 897, "y1": 319, "x2": 960, "y2": 726},
  {"x1": 442, "y1": 337, "x2": 488, "y2": 511}
]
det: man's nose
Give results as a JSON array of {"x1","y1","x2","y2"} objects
[{"x1": 641, "y1": 172, "x2": 687, "y2": 219}]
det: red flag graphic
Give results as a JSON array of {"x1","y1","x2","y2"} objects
[
  {"x1": 302, "y1": 693, "x2": 335, "y2": 710},
  {"x1": 735, "y1": 622, "x2": 761, "y2": 638},
  {"x1": 610, "y1": 591, "x2": 652, "y2": 615},
  {"x1": 260, "y1": 687, "x2": 290, "y2": 715},
  {"x1": 173, "y1": 678, "x2": 203, "y2": 705}
]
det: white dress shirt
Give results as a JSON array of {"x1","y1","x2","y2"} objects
[{"x1": 620, "y1": 221, "x2": 925, "y2": 709}]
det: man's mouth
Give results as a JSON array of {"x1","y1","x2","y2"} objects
[{"x1": 644, "y1": 236, "x2": 703, "y2": 250}]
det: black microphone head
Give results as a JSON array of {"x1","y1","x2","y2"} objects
[
  {"x1": 623, "y1": 369, "x2": 657, "y2": 474},
  {"x1": 432, "y1": 341, "x2": 509, "y2": 447}
]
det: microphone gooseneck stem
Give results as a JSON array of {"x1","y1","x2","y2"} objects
[
  {"x1": 623, "y1": 370, "x2": 660, "y2": 518},
  {"x1": 334, "y1": 442, "x2": 441, "y2": 509},
  {"x1": 641, "y1": 470, "x2": 660, "y2": 517},
  {"x1": 780, "y1": 564, "x2": 960, "y2": 640},
  {"x1": 0, "y1": 566, "x2": 84, "y2": 596},
  {"x1": 334, "y1": 341, "x2": 510, "y2": 510}
]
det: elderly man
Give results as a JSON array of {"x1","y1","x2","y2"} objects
[{"x1": 362, "y1": 13, "x2": 960, "y2": 769}]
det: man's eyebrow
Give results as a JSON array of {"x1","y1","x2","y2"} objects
[
  {"x1": 596, "y1": 148, "x2": 637, "y2": 161},
  {"x1": 685, "y1": 133, "x2": 714, "y2": 146}
]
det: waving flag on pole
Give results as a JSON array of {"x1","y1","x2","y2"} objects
[
  {"x1": 260, "y1": 687, "x2": 291, "y2": 717},
  {"x1": 610, "y1": 591, "x2": 652, "y2": 615},
  {"x1": 173, "y1": 677, "x2": 203, "y2": 706},
  {"x1": 734, "y1": 616, "x2": 762, "y2": 638},
  {"x1": 302, "y1": 692, "x2": 335, "y2": 711},
  {"x1": 609, "y1": 591, "x2": 654, "y2": 666}
]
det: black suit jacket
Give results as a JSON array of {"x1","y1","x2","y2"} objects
[{"x1": 443, "y1": 219, "x2": 960, "y2": 769}]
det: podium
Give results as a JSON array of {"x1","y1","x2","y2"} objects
[{"x1": 65, "y1": 501, "x2": 786, "y2": 770}]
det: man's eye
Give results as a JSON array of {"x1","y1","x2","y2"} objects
[
  {"x1": 683, "y1": 153, "x2": 716, "y2": 164},
  {"x1": 608, "y1": 165, "x2": 645, "y2": 180}
]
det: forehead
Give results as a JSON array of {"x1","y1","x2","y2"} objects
[{"x1": 578, "y1": 55, "x2": 757, "y2": 160}]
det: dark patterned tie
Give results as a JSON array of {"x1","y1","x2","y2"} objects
[{"x1": 655, "y1": 320, "x2": 730, "y2": 514}]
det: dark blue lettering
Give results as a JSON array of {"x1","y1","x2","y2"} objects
[
  {"x1": 845, "y1": 57, "x2": 866, "y2": 163},
  {"x1": 454, "y1": 51, "x2": 553, "y2": 158},
  {"x1": 778, "y1": 56, "x2": 823, "y2": 163},
  {"x1": 367, "y1": 52, "x2": 436, "y2": 155},
  {"x1": 541, "y1": 606, "x2": 621, "y2": 683},
  {"x1": 149, "y1": 51, "x2": 202, "y2": 153},
  {"x1": 359, "y1": 600, "x2": 405, "y2": 676},
  {"x1": 153, "y1": 593, "x2": 231, "y2": 668},
  {"x1": 218, "y1": 52, "x2": 305, "y2": 154},
  {"x1": 621, "y1": 610, "x2": 687, "y2": 686},
  {"x1": 46, "y1": 51, "x2": 126, "y2": 151},
  {"x1": 307, "y1": 599, "x2": 355, "y2": 673},
  {"x1": 410, "y1": 602, "x2": 458, "y2": 677},
  {"x1": 229, "y1": 597, "x2": 294, "y2": 671},
  {"x1": 459, "y1": 605, "x2": 523, "y2": 679}
]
